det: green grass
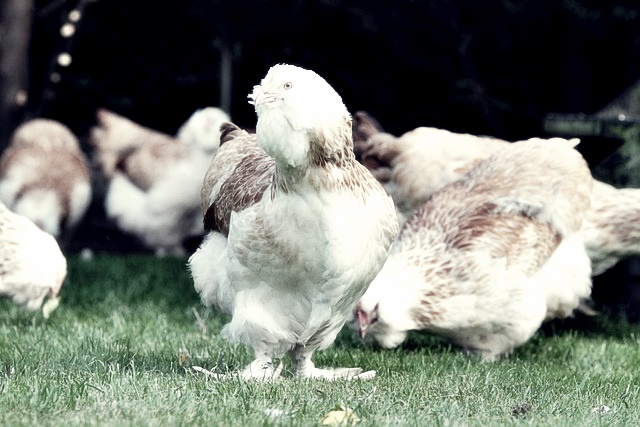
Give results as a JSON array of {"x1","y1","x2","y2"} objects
[{"x1": 1, "y1": 254, "x2": 639, "y2": 426}]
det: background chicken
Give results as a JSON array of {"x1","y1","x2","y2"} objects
[
  {"x1": 353, "y1": 111, "x2": 640, "y2": 279},
  {"x1": 582, "y1": 180, "x2": 640, "y2": 276},
  {"x1": 0, "y1": 201, "x2": 67, "y2": 312},
  {"x1": 352, "y1": 137, "x2": 593, "y2": 361},
  {"x1": 189, "y1": 64, "x2": 398, "y2": 380},
  {"x1": 353, "y1": 111, "x2": 509, "y2": 224},
  {"x1": 176, "y1": 106, "x2": 232, "y2": 152},
  {"x1": 0, "y1": 118, "x2": 92, "y2": 248},
  {"x1": 89, "y1": 107, "x2": 230, "y2": 256}
]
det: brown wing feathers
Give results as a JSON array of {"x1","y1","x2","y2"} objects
[{"x1": 202, "y1": 124, "x2": 275, "y2": 235}]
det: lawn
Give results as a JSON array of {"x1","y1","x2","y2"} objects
[{"x1": 0, "y1": 254, "x2": 639, "y2": 426}]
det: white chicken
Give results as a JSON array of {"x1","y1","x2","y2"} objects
[
  {"x1": 89, "y1": 107, "x2": 230, "y2": 256},
  {"x1": 188, "y1": 64, "x2": 398, "y2": 380},
  {"x1": 176, "y1": 106, "x2": 232, "y2": 152},
  {"x1": 0, "y1": 118, "x2": 92, "y2": 246},
  {"x1": 0, "y1": 201, "x2": 67, "y2": 311},
  {"x1": 352, "y1": 137, "x2": 593, "y2": 361}
]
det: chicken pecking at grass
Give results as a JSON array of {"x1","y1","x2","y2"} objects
[
  {"x1": 0, "y1": 118, "x2": 92, "y2": 248},
  {"x1": 352, "y1": 137, "x2": 593, "y2": 361},
  {"x1": 0, "y1": 201, "x2": 67, "y2": 312},
  {"x1": 188, "y1": 64, "x2": 398, "y2": 380},
  {"x1": 89, "y1": 107, "x2": 230, "y2": 256}
]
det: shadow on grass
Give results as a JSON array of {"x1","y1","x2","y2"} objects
[
  {"x1": 539, "y1": 307, "x2": 640, "y2": 341},
  {"x1": 334, "y1": 326, "x2": 459, "y2": 361},
  {"x1": 333, "y1": 308, "x2": 640, "y2": 367},
  {"x1": 62, "y1": 254, "x2": 200, "y2": 313}
]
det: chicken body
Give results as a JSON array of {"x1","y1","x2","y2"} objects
[
  {"x1": 0, "y1": 118, "x2": 92, "y2": 245},
  {"x1": 90, "y1": 107, "x2": 229, "y2": 255},
  {"x1": 354, "y1": 112, "x2": 508, "y2": 224},
  {"x1": 0, "y1": 201, "x2": 67, "y2": 311},
  {"x1": 189, "y1": 64, "x2": 398, "y2": 380},
  {"x1": 354, "y1": 111, "x2": 640, "y2": 277},
  {"x1": 582, "y1": 180, "x2": 640, "y2": 275},
  {"x1": 354, "y1": 138, "x2": 593, "y2": 361}
]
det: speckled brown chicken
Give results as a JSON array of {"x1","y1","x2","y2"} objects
[
  {"x1": 352, "y1": 137, "x2": 593, "y2": 361},
  {"x1": 0, "y1": 118, "x2": 91, "y2": 245},
  {"x1": 353, "y1": 111, "x2": 640, "y2": 278}
]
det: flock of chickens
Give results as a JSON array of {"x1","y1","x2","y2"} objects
[{"x1": 1, "y1": 63, "x2": 640, "y2": 380}]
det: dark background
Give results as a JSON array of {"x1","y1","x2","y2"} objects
[{"x1": 20, "y1": 0, "x2": 640, "y2": 143}]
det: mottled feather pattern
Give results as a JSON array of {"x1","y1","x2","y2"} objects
[
  {"x1": 0, "y1": 145, "x2": 90, "y2": 212},
  {"x1": 409, "y1": 198, "x2": 561, "y2": 277},
  {"x1": 0, "y1": 119, "x2": 92, "y2": 239},
  {"x1": 353, "y1": 116, "x2": 509, "y2": 223},
  {"x1": 201, "y1": 124, "x2": 275, "y2": 234},
  {"x1": 307, "y1": 115, "x2": 355, "y2": 168},
  {"x1": 115, "y1": 137, "x2": 190, "y2": 191},
  {"x1": 353, "y1": 111, "x2": 640, "y2": 279},
  {"x1": 190, "y1": 64, "x2": 398, "y2": 380},
  {"x1": 8, "y1": 118, "x2": 81, "y2": 151},
  {"x1": 205, "y1": 150, "x2": 275, "y2": 234},
  {"x1": 90, "y1": 109, "x2": 166, "y2": 178},
  {"x1": 354, "y1": 137, "x2": 592, "y2": 359},
  {"x1": 201, "y1": 122, "x2": 390, "y2": 240}
]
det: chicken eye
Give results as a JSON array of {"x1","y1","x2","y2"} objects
[{"x1": 283, "y1": 82, "x2": 293, "y2": 90}]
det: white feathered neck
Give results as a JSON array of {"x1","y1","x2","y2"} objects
[{"x1": 249, "y1": 64, "x2": 353, "y2": 171}]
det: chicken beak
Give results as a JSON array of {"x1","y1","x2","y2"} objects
[
  {"x1": 356, "y1": 307, "x2": 369, "y2": 339},
  {"x1": 248, "y1": 87, "x2": 273, "y2": 107}
]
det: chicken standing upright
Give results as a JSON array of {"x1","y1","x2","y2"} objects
[
  {"x1": 353, "y1": 138, "x2": 593, "y2": 361},
  {"x1": 0, "y1": 118, "x2": 92, "y2": 246},
  {"x1": 90, "y1": 107, "x2": 230, "y2": 255},
  {"x1": 0, "y1": 201, "x2": 67, "y2": 311},
  {"x1": 189, "y1": 64, "x2": 398, "y2": 380}
]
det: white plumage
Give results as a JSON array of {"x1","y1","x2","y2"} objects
[
  {"x1": 0, "y1": 118, "x2": 92, "y2": 245},
  {"x1": 352, "y1": 137, "x2": 593, "y2": 361},
  {"x1": 89, "y1": 107, "x2": 230, "y2": 256},
  {"x1": 353, "y1": 111, "x2": 509, "y2": 225},
  {"x1": 176, "y1": 106, "x2": 232, "y2": 152},
  {"x1": 582, "y1": 180, "x2": 640, "y2": 275},
  {"x1": 189, "y1": 64, "x2": 398, "y2": 380},
  {"x1": 0, "y1": 201, "x2": 67, "y2": 311},
  {"x1": 353, "y1": 111, "x2": 640, "y2": 277}
]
